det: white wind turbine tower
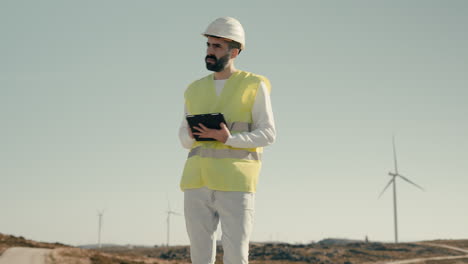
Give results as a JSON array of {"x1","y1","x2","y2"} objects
[
  {"x1": 379, "y1": 136, "x2": 424, "y2": 243},
  {"x1": 97, "y1": 209, "x2": 105, "y2": 248},
  {"x1": 166, "y1": 196, "x2": 182, "y2": 247}
]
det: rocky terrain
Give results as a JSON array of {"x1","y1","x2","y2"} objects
[
  {"x1": 2, "y1": 233, "x2": 468, "y2": 264},
  {"x1": 99, "y1": 239, "x2": 468, "y2": 264}
]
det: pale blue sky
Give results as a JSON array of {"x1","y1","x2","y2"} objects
[{"x1": 1, "y1": 0, "x2": 467, "y2": 246}]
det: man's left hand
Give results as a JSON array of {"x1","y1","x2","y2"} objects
[{"x1": 193, "y1": 123, "x2": 230, "y2": 143}]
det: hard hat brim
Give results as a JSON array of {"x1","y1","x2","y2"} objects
[{"x1": 202, "y1": 33, "x2": 244, "y2": 50}]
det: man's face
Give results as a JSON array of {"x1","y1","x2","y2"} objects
[{"x1": 205, "y1": 37, "x2": 231, "y2": 72}]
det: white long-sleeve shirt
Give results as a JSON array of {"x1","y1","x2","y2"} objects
[{"x1": 179, "y1": 80, "x2": 276, "y2": 149}]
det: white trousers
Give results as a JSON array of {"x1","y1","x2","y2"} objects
[{"x1": 184, "y1": 187, "x2": 255, "y2": 264}]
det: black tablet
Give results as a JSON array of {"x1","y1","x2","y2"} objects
[{"x1": 186, "y1": 113, "x2": 227, "y2": 141}]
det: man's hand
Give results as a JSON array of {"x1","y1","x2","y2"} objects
[{"x1": 193, "y1": 123, "x2": 231, "y2": 143}]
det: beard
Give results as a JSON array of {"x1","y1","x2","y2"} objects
[{"x1": 205, "y1": 53, "x2": 230, "y2": 72}]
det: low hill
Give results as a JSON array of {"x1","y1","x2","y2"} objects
[
  {"x1": 0, "y1": 233, "x2": 68, "y2": 255},
  {"x1": 2, "y1": 233, "x2": 468, "y2": 264},
  {"x1": 0, "y1": 233, "x2": 176, "y2": 264}
]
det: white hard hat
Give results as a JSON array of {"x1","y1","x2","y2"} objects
[{"x1": 202, "y1": 17, "x2": 245, "y2": 50}]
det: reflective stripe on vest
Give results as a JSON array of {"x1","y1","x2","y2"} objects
[{"x1": 188, "y1": 146, "x2": 261, "y2": 161}]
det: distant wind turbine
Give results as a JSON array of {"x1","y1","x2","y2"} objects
[
  {"x1": 379, "y1": 135, "x2": 424, "y2": 243},
  {"x1": 97, "y1": 209, "x2": 105, "y2": 248},
  {"x1": 166, "y1": 195, "x2": 182, "y2": 247}
]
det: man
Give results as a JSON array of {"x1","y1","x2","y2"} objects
[{"x1": 178, "y1": 17, "x2": 276, "y2": 264}]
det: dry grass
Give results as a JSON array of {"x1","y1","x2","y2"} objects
[
  {"x1": 250, "y1": 261, "x2": 311, "y2": 264},
  {"x1": 48, "y1": 248, "x2": 92, "y2": 264},
  {"x1": 48, "y1": 247, "x2": 187, "y2": 264}
]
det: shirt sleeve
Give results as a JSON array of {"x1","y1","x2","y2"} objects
[
  {"x1": 224, "y1": 81, "x2": 276, "y2": 148},
  {"x1": 178, "y1": 105, "x2": 195, "y2": 149}
]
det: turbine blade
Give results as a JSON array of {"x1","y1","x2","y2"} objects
[
  {"x1": 397, "y1": 174, "x2": 425, "y2": 191},
  {"x1": 393, "y1": 135, "x2": 399, "y2": 174},
  {"x1": 378, "y1": 178, "x2": 394, "y2": 198},
  {"x1": 166, "y1": 193, "x2": 171, "y2": 211}
]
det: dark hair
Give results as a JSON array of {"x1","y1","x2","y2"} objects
[{"x1": 227, "y1": 40, "x2": 242, "y2": 51}]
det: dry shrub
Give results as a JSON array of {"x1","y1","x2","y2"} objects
[
  {"x1": 50, "y1": 247, "x2": 172, "y2": 264},
  {"x1": 49, "y1": 248, "x2": 92, "y2": 264}
]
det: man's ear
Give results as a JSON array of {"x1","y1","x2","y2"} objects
[{"x1": 230, "y1": 48, "x2": 240, "y2": 59}]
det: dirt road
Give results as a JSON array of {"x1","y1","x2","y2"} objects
[
  {"x1": 379, "y1": 243, "x2": 468, "y2": 264},
  {"x1": 0, "y1": 247, "x2": 51, "y2": 264}
]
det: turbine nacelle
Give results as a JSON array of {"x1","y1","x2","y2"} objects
[{"x1": 166, "y1": 210, "x2": 182, "y2": 216}]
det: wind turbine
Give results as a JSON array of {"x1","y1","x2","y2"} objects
[
  {"x1": 379, "y1": 135, "x2": 424, "y2": 243},
  {"x1": 166, "y1": 195, "x2": 182, "y2": 247},
  {"x1": 97, "y1": 209, "x2": 105, "y2": 248}
]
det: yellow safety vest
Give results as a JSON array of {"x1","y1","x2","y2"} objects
[{"x1": 180, "y1": 70, "x2": 271, "y2": 192}]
